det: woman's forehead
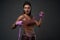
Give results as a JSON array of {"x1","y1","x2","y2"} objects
[{"x1": 24, "y1": 5, "x2": 31, "y2": 7}]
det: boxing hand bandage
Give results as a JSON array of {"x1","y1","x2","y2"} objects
[
  {"x1": 16, "y1": 21, "x2": 23, "y2": 40},
  {"x1": 39, "y1": 11, "x2": 44, "y2": 19},
  {"x1": 15, "y1": 21, "x2": 23, "y2": 26}
]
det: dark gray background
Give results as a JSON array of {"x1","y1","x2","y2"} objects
[{"x1": 0, "y1": 0, "x2": 60, "y2": 40}]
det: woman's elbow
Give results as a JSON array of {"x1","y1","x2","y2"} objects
[
  {"x1": 37, "y1": 24, "x2": 41, "y2": 27},
  {"x1": 36, "y1": 23, "x2": 41, "y2": 27}
]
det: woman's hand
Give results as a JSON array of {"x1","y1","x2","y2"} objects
[
  {"x1": 15, "y1": 21, "x2": 23, "y2": 26},
  {"x1": 39, "y1": 11, "x2": 44, "y2": 19}
]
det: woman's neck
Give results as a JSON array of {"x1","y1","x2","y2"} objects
[{"x1": 24, "y1": 14, "x2": 32, "y2": 19}]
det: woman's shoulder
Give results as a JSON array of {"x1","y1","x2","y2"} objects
[{"x1": 18, "y1": 14, "x2": 25, "y2": 19}]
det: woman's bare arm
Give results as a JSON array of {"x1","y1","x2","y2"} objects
[
  {"x1": 34, "y1": 11, "x2": 44, "y2": 27},
  {"x1": 11, "y1": 15, "x2": 24, "y2": 29},
  {"x1": 34, "y1": 18, "x2": 42, "y2": 27}
]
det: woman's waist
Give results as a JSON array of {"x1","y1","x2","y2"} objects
[{"x1": 23, "y1": 27, "x2": 34, "y2": 31}]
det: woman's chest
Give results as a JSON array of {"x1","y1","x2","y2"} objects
[
  {"x1": 22, "y1": 16, "x2": 34, "y2": 25},
  {"x1": 22, "y1": 15, "x2": 32, "y2": 21}
]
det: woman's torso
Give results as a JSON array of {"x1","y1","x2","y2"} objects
[{"x1": 22, "y1": 14, "x2": 35, "y2": 34}]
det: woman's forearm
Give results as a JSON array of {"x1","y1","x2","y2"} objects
[
  {"x1": 38, "y1": 18, "x2": 42, "y2": 26},
  {"x1": 12, "y1": 23, "x2": 17, "y2": 29}
]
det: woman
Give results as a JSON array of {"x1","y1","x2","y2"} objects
[{"x1": 11, "y1": 1, "x2": 44, "y2": 40}]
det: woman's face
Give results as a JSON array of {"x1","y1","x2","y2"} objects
[{"x1": 23, "y1": 4, "x2": 31, "y2": 14}]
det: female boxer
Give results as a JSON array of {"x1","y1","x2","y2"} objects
[{"x1": 11, "y1": 1, "x2": 44, "y2": 40}]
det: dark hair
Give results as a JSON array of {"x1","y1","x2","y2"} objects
[
  {"x1": 23, "y1": 1, "x2": 31, "y2": 8},
  {"x1": 23, "y1": 1, "x2": 32, "y2": 18}
]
